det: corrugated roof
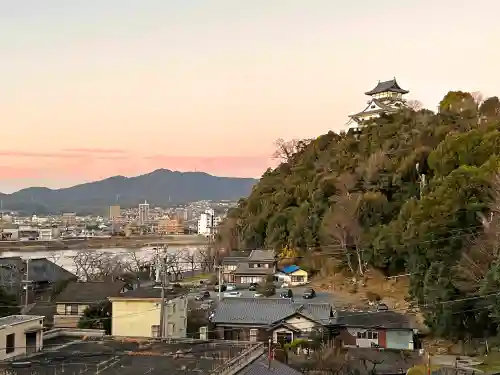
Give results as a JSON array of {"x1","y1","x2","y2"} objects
[
  {"x1": 212, "y1": 298, "x2": 333, "y2": 326},
  {"x1": 0, "y1": 315, "x2": 44, "y2": 328},
  {"x1": 280, "y1": 265, "x2": 300, "y2": 274},
  {"x1": 336, "y1": 310, "x2": 415, "y2": 329}
]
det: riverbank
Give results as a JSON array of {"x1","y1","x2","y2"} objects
[{"x1": 0, "y1": 235, "x2": 209, "y2": 252}]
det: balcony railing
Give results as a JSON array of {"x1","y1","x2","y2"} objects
[{"x1": 210, "y1": 342, "x2": 265, "y2": 375}]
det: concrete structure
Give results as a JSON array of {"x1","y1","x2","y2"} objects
[
  {"x1": 62, "y1": 213, "x2": 77, "y2": 226},
  {"x1": 38, "y1": 228, "x2": 54, "y2": 240},
  {"x1": 0, "y1": 315, "x2": 44, "y2": 361},
  {"x1": 109, "y1": 286, "x2": 188, "y2": 338},
  {"x1": 4, "y1": 333, "x2": 265, "y2": 375},
  {"x1": 197, "y1": 209, "x2": 215, "y2": 236},
  {"x1": 1, "y1": 228, "x2": 19, "y2": 240},
  {"x1": 158, "y1": 218, "x2": 184, "y2": 235},
  {"x1": 109, "y1": 205, "x2": 121, "y2": 219},
  {"x1": 138, "y1": 201, "x2": 150, "y2": 225},
  {"x1": 348, "y1": 78, "x2": 409, "y2": 131}
]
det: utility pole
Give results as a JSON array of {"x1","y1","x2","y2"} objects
[
  {"x1": 158, "y1": 253, "x2": 169, "y2": 338},
  {"x1": 217, "y1": 265, "x2": 222, "y2": 301},
  {"x1": 23, "y1": 258, "x2": 31, "y2": 309},
  {"x1": 268, "y1": 337, "x2": 272, "y2": 369}
]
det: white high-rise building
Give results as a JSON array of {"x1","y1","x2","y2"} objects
[
  {"x1": 197, "y1": 209, "x2": 215, "y2": 236},
  {"x1": 138, "y1": 201, "x2": 150, "y2": 225}
]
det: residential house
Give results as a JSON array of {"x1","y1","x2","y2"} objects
[
  {"x1": 109, "y1": 286, "x2": 188, "y2": 338},
  {"x1": 53, "y1": 281, "x2": 126, "y2": 328},
  {"x1": 335, "y1": 310, "x2": 417, "y2": 350},
  {"x1": 0, "y1": 315, "x2": 44, "y2": 360},
  {"x1": 0, "y1": 257, "x2": 77, "y2": 301},
  {"x1": 221, "y1": 256, "x2": 248, "y2": 283},
  {"x1": 276, "y1": 265, "x2": 308, "y2": 286},
  {"x1": 231, "y1": 250, "x2": 276, "y2": 284},
  {"x1": 211, "y1": 297, "x2": 334, "y2": 344}
]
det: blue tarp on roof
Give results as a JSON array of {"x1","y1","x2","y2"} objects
[{"x1": 281, "y1": 265, "x2": 300, "y2": 274}]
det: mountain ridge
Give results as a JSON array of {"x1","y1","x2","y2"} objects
[{"x1": 0, "y1": 169, "x2": 258, "y2": 214}]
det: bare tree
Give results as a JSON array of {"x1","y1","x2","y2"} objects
[
  {"x1": 182, "y1": 250, "x2": 199, "y2": 278},
  {"x1": 216, "y1": 217, "x2": 240, "y2": 253},
  {"x1": 455, "y1": 175, "x2": 500, "y2": 293},
  {"x1": 71, "y1": 251, "x2": 127, "y2": 282},
  {"x1": 272, "y1": 138, "x2": 311, "y2": 162},
  {"x1": 407, "y1": 99, "x2": 423, "y2": 111},
  {"x1": 321, "y1": 174, "x2": 364, "y2": 276},
  {"x1": 196, "y1": 246, "x2": 216, "y2": 273},
  {"x1": 471, "y1": 91, "x2": 484, "y2": 106},
  {"x1": 358, "y1": 151, "x2": 388, "y2": 184}
]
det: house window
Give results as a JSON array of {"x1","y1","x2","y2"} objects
[
  {"x1": 249, "y1": 329, "x2": 258, "y2": 342},
  {"x1": 151, "y1": 325, "x2": 160, "y2": 338},
  {"x1": 291, "y1": 275, "x2": 304, "y2": 283},
  {"x1": 6, "y1": 333, "x2": 14, "y2": 354},
  {"x1": 357, "y1": 331, "x2": 378, "y2": 340},
  {"x1": 170, "y1": 303, "x2": 176, "y2": 314},
  {"x1": 65, "y1": 304, "x2": 78, "y2": 315},
  {"x1": 240, "y1": 276, "x2": 262, "y2": 284}
]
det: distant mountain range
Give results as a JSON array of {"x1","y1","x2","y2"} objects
[{"x1": 0, "y1": 169, "x2": 258, "y2": 215}]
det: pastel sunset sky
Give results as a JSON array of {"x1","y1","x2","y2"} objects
[{"x1": 1, "y1": 0, "x2": 499, "y2": 193}]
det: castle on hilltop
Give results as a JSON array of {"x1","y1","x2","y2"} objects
[{"x1": 347, "y1": 78, "x2": 409, "y2": 130}]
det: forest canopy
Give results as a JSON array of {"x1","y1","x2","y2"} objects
[{"x1": 218, "y1": 91, "x2": 500, "y2": 339}]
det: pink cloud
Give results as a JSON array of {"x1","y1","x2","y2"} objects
[
  {"x1": 0, "y1": 149, "x2": 129, "y2": 160},
  {"x1": 63, "y1": 148, "x2": 127, "y2": 154}
]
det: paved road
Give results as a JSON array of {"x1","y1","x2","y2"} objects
[{"x1": 193, "y1": 286, "x2": 334, "y2": 304}]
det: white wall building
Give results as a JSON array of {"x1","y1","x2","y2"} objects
[
  {"x1": 197, "y1": 209, "x2": 215, "y2": 236},
  {"x1": 0, "y1": 315, "x2": 44, "y2": 361},
  {"x1": 138, "y1": 201, "x2": 150, "y2": 225}
]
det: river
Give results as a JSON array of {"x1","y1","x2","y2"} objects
[{"x1": 0, "y1": 245, "x2": 208, "y2": 276}]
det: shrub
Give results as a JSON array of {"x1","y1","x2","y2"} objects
[{"x1": 366, "y1": 291, "x2": 381, "y2": 302}]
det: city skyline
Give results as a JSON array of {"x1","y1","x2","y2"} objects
[{"x1": 2, "y1": 0, "x2": 500, "y2": 192}]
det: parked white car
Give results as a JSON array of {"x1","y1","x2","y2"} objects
[
  {"x1": 224, "y1": 291, "x2": 242, "y2": 298},
  {"x1": 226, "y1": 284, "x2": 237, "y2": 291}
]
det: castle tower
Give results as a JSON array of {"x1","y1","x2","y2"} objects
[{"x1": 347, "y1": 78, "x2": 409, "y2": 130}]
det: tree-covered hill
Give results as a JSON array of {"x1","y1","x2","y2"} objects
[{"x1": 220, "y1": 91, "x2": 500, "y2": 339}]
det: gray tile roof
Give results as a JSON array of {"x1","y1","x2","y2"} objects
[
  {"x1": 55, "y1": 281, "x2": 126, "y2": 303},
  {"x1": 212, "y1": 298, "x2": 333, "y2": 326},
  {"x1": 115, "y1": 286, "x2": 187, "y2": 300},
  {"x1": 336, "y1": 310, "x2": 415, "y2": 329},
  {"x1": 365, "y1": 78, "x2": 409, "y2": 96},
  {"x1": 0, "y1": 257, "x2": 77, "y2": 284},
  {"x1": 238, "y1": 355, "x2": 303, "y2": 375},
  {"x1": 222, "y1": 257, "x2": 248, "y2": 265},
  {"x1": 233, "y1": 264, "x2": 275, "y2": 275},
  {"x1": 248, "y1": 250, "x2": 275, "y2": 262}
]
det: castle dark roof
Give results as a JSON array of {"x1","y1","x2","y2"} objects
[{"x1": 365, "y1": 79, "x2": 409, "y2": 96}]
